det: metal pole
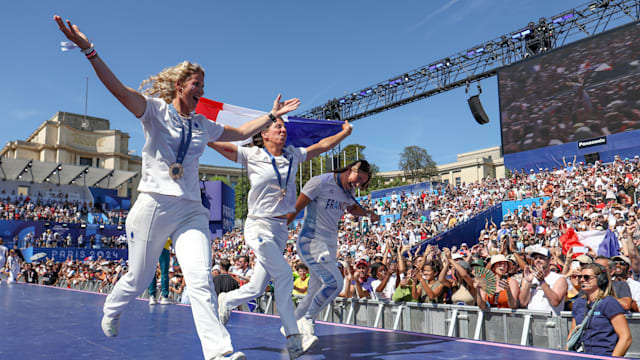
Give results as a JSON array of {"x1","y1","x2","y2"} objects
[
  {"x1": 356, "y1": 147, "x2": 359, "y2": 161},
  {"x1": 343, "y1": 151, "x2": 346, "y2": 167},
  {"x1": 84, "y1": 76, "x2": 88, "y2": 123},
  {"x1": 299, "y1": 163, "x2": 303, "y2": 193},
  {"x1": 310, "y1": 159, "x2": 312, "y2": 178},
  {"x1": 320, "y1": 156, "x2": 323, "y2": 174}
]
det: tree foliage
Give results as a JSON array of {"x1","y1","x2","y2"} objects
[
  {"x1": 398, "y1": 145, "x2": 438, "y2": 182},
  {"x1": 234, "y1": 175, "x2": 250, "y2": 220}
]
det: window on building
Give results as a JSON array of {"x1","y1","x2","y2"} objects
[
  {"x1": 455, "y1": 177, "x2": 461, "y2": 187},
  {"x1": 95, "y1": 158, "x2": 100, "y2": 168},
  {"x1": 79, "y1": 157, "x2": 92, "y2": 166},
  {"x1": 443, "y1": 179, "x2": 449, "y2": 185}
]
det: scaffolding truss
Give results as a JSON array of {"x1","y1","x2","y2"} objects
[{"x1": 296, "y1": 0, "x2": 640, "y2": 122}]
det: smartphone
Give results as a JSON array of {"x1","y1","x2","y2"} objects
[
  {"x1": 572, "y1": 246, "x2": 589, "y2": 254},
  {"x1": 571, "y1": 261, "x2": 580, "y2": 270}
]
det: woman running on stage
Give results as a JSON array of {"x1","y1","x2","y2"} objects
[
  {"x1": 210, "y1": 118, "x2": 352, "y2": 359},
  {"x1": 287, "y1": 160, "x2": 378, "y2": 339},
  {"x1": 54, "y1": 15, "x2": 300, "y2": 360}
]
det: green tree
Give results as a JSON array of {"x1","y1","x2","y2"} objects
[
  {"x1": 234, "y1": 175, "x2": 250, "y2": 220},
  {"x1": 206, "y1": 176, "x2": 231, "y2": 186},
  {"x1": 398, "y1": 145, "x2": 438, "y2": 183},
  {"x1": 342, "y1": 144, "x2": 366, "y2": 166},
  {"x1": 295, "y1": 143, "x2": 371, "y2": 194}
]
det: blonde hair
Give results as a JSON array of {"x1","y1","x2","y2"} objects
[{"x1": 139, "y1": 61, "x2": 205, "y2": 104}]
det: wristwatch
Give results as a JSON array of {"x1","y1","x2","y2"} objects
[{"x1": 268, "y1": 112, "x2": 277, "y2": 122}]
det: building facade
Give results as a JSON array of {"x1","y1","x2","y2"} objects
[
  {"x1": 379, "y1": 146, "x2": 505, "y2": 186},
  {"x1": 0, "y1": 111, "x2": 243, "y2": 201}
]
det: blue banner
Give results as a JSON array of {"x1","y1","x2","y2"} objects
[
  {"x1": 501, "y1": 197, "x2": 549, "y2": 217},
  {"x1": 89, "y1": 187, "x2": 130, "y2": 210},
  {"x1": 21, "y1": 247, "x2": 128, "y2": 263},
  {"x1": 411, "y1": 204, "x2": 503, "y2": 255},
  {"x1": 0, "y1": 220, "x2": 125, "y2": 249},
  {"x1": 200, "y1": 180, "x2": 235, "y2": 238}
]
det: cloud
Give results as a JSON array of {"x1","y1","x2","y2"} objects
[
  {"x1": 9, "y1": 109, "x2": 40, "y2": 121},
  {"x1": 411, "y1": 0, "x2": 461, "y2": 30}
]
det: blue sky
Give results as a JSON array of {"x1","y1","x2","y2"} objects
[{"x1": 1, "y1": 0, "x2": 591, "y2": 171}]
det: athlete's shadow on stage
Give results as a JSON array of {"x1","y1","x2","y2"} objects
[{"x1": 243, "y1": 331, "x2": 454, "y2": 359}]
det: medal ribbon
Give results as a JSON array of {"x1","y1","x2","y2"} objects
[
  {"x1": 263, "y1": 148, "x2": 292, "y2": 194},
  {"x1": 169, "y1": 104, "x2": 193, "y2": 165},
  {"x1": 335, "y1": 173, "x2": 362, "y2": 208}
]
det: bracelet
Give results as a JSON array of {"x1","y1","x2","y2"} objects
[
  {"x1": 86, "y1": 50, "x2": 98, "y2": 60},
  {"x1": 80, "y1": 45, "x2": 94, "y2": 55},
  {"x1": 268, "y1": 112, "x2": 276, "y2": 122}
]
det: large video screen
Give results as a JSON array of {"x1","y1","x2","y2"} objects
[{"x1": 498, "y1": 21, "x2": 640, "y2": 155}]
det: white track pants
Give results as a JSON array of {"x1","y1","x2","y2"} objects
[
  {"x1": 294, "y1": 236, "x2": 341, "y2": 321},
  {"x1": 223, "y1": 216, "x2": 299, "y2": 336},
  {"x1": 103, "y1": 193, "x2": 233, "y2": 359}
]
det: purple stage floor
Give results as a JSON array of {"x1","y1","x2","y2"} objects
[{"x1": 0, "y1": 283, "x2": 623, "y2": 359}]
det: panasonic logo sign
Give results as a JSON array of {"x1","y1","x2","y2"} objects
[{"x1": 578, "y1": 136, "x2": 607, "y2": 149}]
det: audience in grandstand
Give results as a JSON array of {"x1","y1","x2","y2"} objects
[{"x1": 7, "y1": 156, "x2": 640, "y2": 327}]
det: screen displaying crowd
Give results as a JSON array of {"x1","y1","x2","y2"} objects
[{"x1": 499, "y1": 21, "x2": 640, "y2": 154}]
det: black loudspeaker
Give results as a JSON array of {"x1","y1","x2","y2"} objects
[
  {"x1": 468, "y1": 95, "x2": 489, "y2": 125},
  {"x1": 584, "y1": 152, "x2": 600, "y2": 164}
]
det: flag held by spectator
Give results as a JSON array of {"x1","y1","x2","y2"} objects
[
  {"x1": 559, "y1": 228, "x2": 583, "y2": 256},
  {"x1": 597, "y1": 229, "x2": 620, "y2": 258}
]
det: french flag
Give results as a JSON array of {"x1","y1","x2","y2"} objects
[
  {"x1": 195, "y1": 97, "x2": 344, "y2": 147},
  {"x1": 559, "y1": 228, "x2": 620, "y2": 258}
]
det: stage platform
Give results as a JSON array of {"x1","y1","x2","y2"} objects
[{"x1": 0, "y1": 283, "x2": 623, "y2": 359}]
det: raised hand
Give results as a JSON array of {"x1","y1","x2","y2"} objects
[
  {"x1": 271, "y1": 94, "x2": 301, "y2": 117},
  {"x1": 523, "y1": 265, "x2": 535, "y2": 282},
  {"x1": 53, "y1": 15, "x2": 91, "y2": 49},
  {"x1": 342, "y1": 120, "x2": 353, "y2": 135}
]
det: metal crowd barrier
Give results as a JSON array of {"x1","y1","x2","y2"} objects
[
  {"x1": 251, "y1": 293, "x2": 640, "y2": 358},
  {"x1": 47, "y1": 281, "x2": 640, "y2": 358}
]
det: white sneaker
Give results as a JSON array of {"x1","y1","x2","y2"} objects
[
  {"x1": 149, "y1": 296, "x2": 157, "y2": 305},
  {"x1": 286, "y1": 334, "x2": 318, "y2": 359},
  {"x1": 211, "y1": 351, "x2": 246, "y2": 360},
  {"x1": 281, "y1": 317, "x2": 315, "y2": 337},
  {"x1": 101, "y1": 314, "x2": 120, "y2": 337},
  {"x1": 218, "y1": 292, "x2": 231, "y2": 325},
  {"x1": 301, "y1": 333, "x2": 319, "y2": 352},
  {"x1": 298, "y1": 317, "x2": 315, "y2": 337},
  {"x1": 159, "y1": 296, "x2": 173, "y2": 305}
]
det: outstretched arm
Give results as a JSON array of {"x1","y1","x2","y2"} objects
[
  {"x1": 305, "y1": 121, "x2": 352, "y2": 160},
  {"x1": 208, "y1": 142, "x2": 238, "y2": 162},
  {"x1": 218, "y1": 94, "x2": 301, "y2": 142},
  {"x1": 54, "y1": 16, "x2": 146, "y2": 117},
  {"x1": 347, "y1": 203, "x2": 379, "y2": 222}
]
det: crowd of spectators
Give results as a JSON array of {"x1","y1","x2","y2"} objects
[
  {"x1": 209, "y1": 155, "x2": 640, "y2": 314},
  {"x1": 0, "y1": 195, "x2": 128, "y2": 225},
  {"x1": 3, "y1": 155, "x2": 640, "y2": 355}
]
